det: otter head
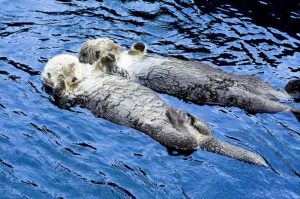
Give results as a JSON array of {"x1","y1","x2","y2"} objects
[
  {"x1": 128, "y1": 42, "x2": 147, "y2": 56},
  {"x1": 79, "y1": 38, "x2": 122, "y2": 65},
  {"x1": 42, "y1": 54, "x2": 84, "y2": 97}
]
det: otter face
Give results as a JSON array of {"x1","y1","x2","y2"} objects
[
  {"x1": 42, "y1": 54, "x2": 84, "y2": 96},
  {"x1": 128, "y1": 42, "x2": 147, "y2": 56},
  {"x1": 79, "y1": 38, "x2": 122, "y2": 65}
]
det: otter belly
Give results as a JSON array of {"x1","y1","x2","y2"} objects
[
  {"x1": 72, "y1": 74, "x2": 267, "y2": 166},
  {"x1": 119, "y1": 55, "x2": 294, "y2": 115}
]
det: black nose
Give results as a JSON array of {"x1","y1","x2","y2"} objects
[
  {"x1": 133, "y1": 42, "x2": 145, "y2": 51},
  {"x1": 72, "y1": 77, "x2": 78, "y2": 83}
]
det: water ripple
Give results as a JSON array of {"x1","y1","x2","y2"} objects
[{"x1": 0, "y1": 0, "x2": 299, "y2": 198}]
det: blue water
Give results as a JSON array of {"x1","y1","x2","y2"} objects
[{"x1": 0, "y1": 0, "x2": 299, "y2": 198}]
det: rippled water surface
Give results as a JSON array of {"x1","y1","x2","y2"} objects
[{"x1": 0, "y1": 0, "x2": 300, "y2": 198}]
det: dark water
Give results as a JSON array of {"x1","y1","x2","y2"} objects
[{"x1": 0, "y1": 0, "x2": 300, "y2": 198}]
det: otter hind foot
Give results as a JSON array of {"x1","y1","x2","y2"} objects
[
  {"x1": 285, "y1": 79, "x2": 300, "y2": 98},
  {"x1": 166, "y1": 108, "x2": 192, "y2": 127},
  {"x1": 166, "y1": 108, "x2": 211, "y2": 135}
]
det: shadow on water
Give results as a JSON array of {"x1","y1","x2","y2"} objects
[{"x1": 0, "y1": 0, "x2": 299, "y2": 198}]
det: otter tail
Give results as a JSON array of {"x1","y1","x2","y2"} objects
[
  {"x1": 285, "y1": 79, "x2": 300, "y2": 98},
  {"x1": 166, "y1": 108, "x2": 267, "y2": 166},
  {"x1": 199, "y1": 137, "x2": 267, "y2": 167}
]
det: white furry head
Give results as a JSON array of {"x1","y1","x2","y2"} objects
[
  {"x1": 79, "y1": 38, "x2": 122, "y2": 65},
  {"x1": 42, "y1": 54, "x2": 85, "y2": 95}
]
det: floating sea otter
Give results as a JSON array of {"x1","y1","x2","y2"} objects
[
  {"x1": 78, "y1": 38, "x2": 300, "y2": 119},
  {"x1": 42, "y1": 53, "x2": 267, "y2": 166}
]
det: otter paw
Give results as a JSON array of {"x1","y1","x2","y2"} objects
[
  {"x1": 53, "y1": 75, "x2": 66, "y2": 97},
  {"x1": 101, "y1": 53, "x2": 116, "y2": 63}
]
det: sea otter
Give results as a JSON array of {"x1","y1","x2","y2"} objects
[
  {"x1": 42, "y1": 53, "x2": 267, "y2": 166},
  {"x1": 78, "y1": 38, "x2": 300, "y2": 119}
]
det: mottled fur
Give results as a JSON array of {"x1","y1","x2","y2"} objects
[
  {"x1": 79, "y1": 38, "x2": 299, "y2": 119},
  {"x1": 74, "y1": 74, "x2": 267, "y2": 166},
  {"x1": 42, "y1": 54, "x2": 267, "y2": 166},
  {"x1": 79, "y1": 38, "x2": 122, "y2": 65}
]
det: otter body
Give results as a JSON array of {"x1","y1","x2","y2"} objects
[
  {"x1": 42, "y1": 54, "x2": 267, "y2": 166},
  {"x1": 121, "y1": 55, "x2": 292, "y2": 114},
  {"x1": 78, "y1": 39, "x2": 299, "y2": 117},
  {"x1": 74, "y1": 73, "x2": 266, "y2": 166}
]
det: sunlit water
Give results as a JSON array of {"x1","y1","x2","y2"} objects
[{"x1": 0, "y1": 0, "x2": 299, "y2": 198}]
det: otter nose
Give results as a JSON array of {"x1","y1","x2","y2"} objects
[{"x1": 72, "y1": 77, "x2": 78, "y2": 83}]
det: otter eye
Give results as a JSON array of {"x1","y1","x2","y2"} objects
[
  {"x1": 47, "y1": 72, "x2": 51, "y2": 78},
  {"x1": 95, "y1": 50, "x2": 101, "y2": 59}
]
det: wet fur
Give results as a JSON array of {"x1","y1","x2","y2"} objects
[
  {"x1": 79, "y1": 38, "x2": 299, "y2": 119},
  {"x1": 41, "y1": 54, "x2": 86, "y2": 97},
  {"x1": 42, "y1": 54, "x2": 267, "y2": 166}
]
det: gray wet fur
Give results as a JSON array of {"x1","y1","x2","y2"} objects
[
  {"x1": 78, "y1": 39, "x2": 299, "y2": 117},
  {"x1": 42, "y1": 53, "x2": 267, "y2": 166},
  {"x1": 79, "y1": 38, "x2": 122, "y2": 65},
  {"x1": 73, "y1": 73, "x2": 267, "y2": 166},
  {"x1": 132, "y1": 56, "x2": 293, "y2": 114}
]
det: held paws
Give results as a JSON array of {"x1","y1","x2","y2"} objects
[{"x1": 101, "y1": 53, "x2": 116, "y2": 64}]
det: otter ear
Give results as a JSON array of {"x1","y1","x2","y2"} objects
[{"x1": 95, "y1": 50, "x2": 101, "y2": 60}]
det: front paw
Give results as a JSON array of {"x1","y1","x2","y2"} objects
[
  {"x1": 101, "y1": 53, "x2": 116, "y2": 63},
  {"x1": 53, "y1": 76, "x2": 66, "y2": 97}
]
